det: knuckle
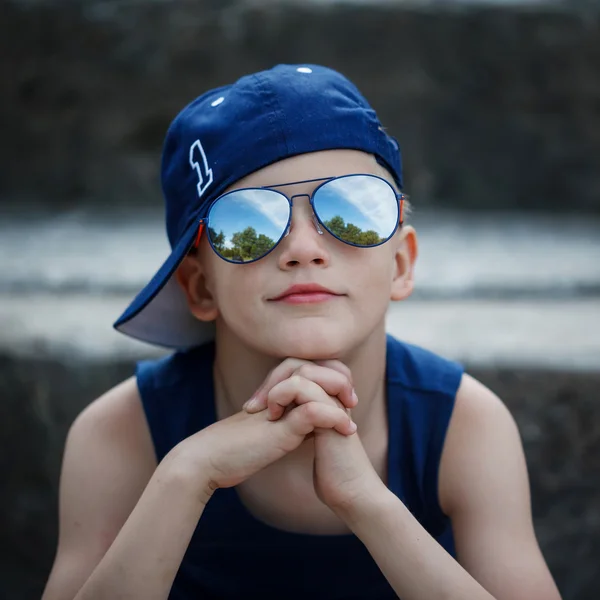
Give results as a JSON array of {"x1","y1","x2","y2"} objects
[
  {"x1": 289, "y1": 374, "x2": 308, "y2": 391},
  {"x1": 290, "y1": 375, "x2": 313, "y2": 396},
  {"x1": 335, "y1": 373, "x2": 352, "y2": 392},
  {"x1": 339, "y1": 366, "x2": 352, "y2": 383},
  {"x1": 267, "y1": 358, "x2": 296, "y2": 384},
  {"x1": 283, "y1": 358, "x2": 305, "y2": 372},
  {"x1": 296, "y1": 363, "x2": 314, "y2": 378},
  {"x1": 325, "y1": 361, "x2": 352, "y2": 383},
  {"x1": 338, "y1": 364, "x2": 353, "y2": 383},
  {"x1": 302, "y1": 402, "x2": 320, "y2": 419}
]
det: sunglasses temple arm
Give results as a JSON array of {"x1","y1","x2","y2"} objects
[
  {"x1": 399, "y1": 196, "x2": 405, "y2": 226},
  {"x1": 194, "y1": 220, "x2": 205, "y2": 248}
]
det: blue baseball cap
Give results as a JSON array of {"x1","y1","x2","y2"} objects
[{"x1": 114, "y1": 64, "x2": 404, "y2": 349}]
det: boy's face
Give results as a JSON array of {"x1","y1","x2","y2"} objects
[{"x1": 177, "y1": 149, "x2": 417, "y2": 360}]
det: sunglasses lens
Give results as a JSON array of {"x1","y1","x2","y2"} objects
[
  {"x1": 313, "y1": 175, "x2": 399, "y2": 246},
  {"x1": 207, "y1": 189, "x2": 289, "y2": 263}
]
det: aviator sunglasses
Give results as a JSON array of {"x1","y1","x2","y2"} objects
[{"x1": 193, "y1": 173, "x2": 406, "y2": 264}]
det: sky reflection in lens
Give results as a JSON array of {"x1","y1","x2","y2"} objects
[
  {"x1": 314, "y1": 175, "x2": 398, "y2": 245},
  {"x1": 208, "y1": 189, "x2": 289, "y2": 262},
  {"x1": 207, "y1": 176, "x2": 398, "y2": 262}
]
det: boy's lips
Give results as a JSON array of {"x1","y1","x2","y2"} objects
[{"x1": 269, "y1": 283, "x2": 343, "y2": 304}]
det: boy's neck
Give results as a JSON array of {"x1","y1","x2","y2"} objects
[{"x1": 212, "y1": 325, "x2": 388, "y2": 434}]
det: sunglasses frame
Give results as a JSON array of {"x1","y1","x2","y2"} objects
[{"x1": 194, "y1": 173, "x2": 406, "y2": 264}]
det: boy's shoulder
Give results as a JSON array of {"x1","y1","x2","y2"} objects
[
  {"x1": 386, "y1": 335, "x2": 513, "y2": 441},
  {"x1": 136, "y1": 342, "x2": 215, "y2": 390},
  {"x1": 385, "y1": 334, "x2": 464, "y2": 396},
  {"x1": 72, "y1": 376, "x2": 151, "y2": 453}
]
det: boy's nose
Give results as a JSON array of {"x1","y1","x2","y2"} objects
[{"x1": 276, "y1": 196, "x2": 330, "y2": 269}]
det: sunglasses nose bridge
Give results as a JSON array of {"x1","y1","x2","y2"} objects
[{"x1": 286, "y1": 193, "x2": 323, "y2": 236}]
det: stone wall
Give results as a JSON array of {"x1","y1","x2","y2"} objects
[
  {"x1": 1, "y1": 0, "x2": 600, "y2": 212},
  {"x1": 2, "y1": 353, "x2": 599, "y2": 599}
]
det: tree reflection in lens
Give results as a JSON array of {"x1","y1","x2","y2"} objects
[
  {"x1": 313, "y1": 175, "x2": 397, "y2": 244},
  {"x1": 209, "y1": 215, "x2": 383, "y2": 261},
  {"x1": 209, "y1": 226, "x2": 276, "y2": 262},
  {"x1": 324, "y1": 215, "x2": 383, "y2": 246}
]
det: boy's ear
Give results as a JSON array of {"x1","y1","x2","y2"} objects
[
  {"x1": 174, "y1": 255, "x2": 220, "y2": 322},
  {"x1": 390, "y1": 226, "x2": 418, "y2": 301}
]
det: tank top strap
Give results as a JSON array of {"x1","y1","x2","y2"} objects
[
  {"x1": 136, "y1": 342, "x2": 216, "y2": 463},
  {"x1": 385, "y1": 334, "x2": 464, "y2": 540}
]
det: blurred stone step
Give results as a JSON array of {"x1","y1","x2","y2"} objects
[
  {"x1": 2, "y1": 209, "x2": 599, "y2": 369},
  {"x1": 1, "y1": 293, "x2": 599, "y2": 370},
  {"x1": 1, "y1": 210, "x2": 600, "y2": 298}
]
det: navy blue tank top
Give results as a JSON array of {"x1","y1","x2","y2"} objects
[{"x1": 136, "y1": 335, "x2": 463, "y2": 599}]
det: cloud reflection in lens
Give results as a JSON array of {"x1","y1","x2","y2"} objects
[
  {"x1": 313, "y1": 175, "x2": 398, "y2": 246},
  {"x1": 208, "y1": 189, "x2": 289, "y2": 262}
]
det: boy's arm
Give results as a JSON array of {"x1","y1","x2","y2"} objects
[
  {"x1": 437, "y1": 374, "x2": 561, "y2": 599},
  {"x1": 43, "y1": 368, "x2": 356, "y2": 600},
  {"x1": 341, "y1": 374, "x2": 561, "y2": 600},
  {"x1": 42, "y1": 378, "x2": 213, "y2": 600}
]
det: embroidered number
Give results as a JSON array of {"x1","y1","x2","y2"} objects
[{"x1": 189, "y1": 140, "x2": 213, "y2": 198}]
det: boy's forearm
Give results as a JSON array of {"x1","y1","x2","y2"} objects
[
  {"x1": 74, "y1": 446, "x2": 212, "y2": 600},
  {"x1": 340, "y1": 489, "x2": 496, "y2": 600}
]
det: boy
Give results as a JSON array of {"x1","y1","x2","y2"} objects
[{"x1": 42, "y1": 64, "x2": 561, "y2": 600}]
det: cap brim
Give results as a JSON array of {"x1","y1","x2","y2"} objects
[{"x1": 113, "y1": 221, "x2": 215, "y2": 349}]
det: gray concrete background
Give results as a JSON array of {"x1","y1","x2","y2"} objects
[
  {"x1": 2, "y1": 0, "x2": 600, "y2": 213},
  {"x1": 1, "y1": 209, "x2": 599, "y2": 369},
  {"x1": 1, "y1": 1, "x2": 600, "y2": 599}
]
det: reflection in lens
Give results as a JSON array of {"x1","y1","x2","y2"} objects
[
  {"x1": 207, "y1": 189, "x2": 289, "y2": 262},
  {"x1": 313, "y1": 175, "x2": 398, "y2": 246}
]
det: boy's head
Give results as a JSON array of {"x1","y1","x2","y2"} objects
[{"x1": 114, "y1": 64, "x2": 417, "y2": 355}]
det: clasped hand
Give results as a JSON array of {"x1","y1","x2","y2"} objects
[
  {"x1": 243, "y1": 358, "x2": 385, "y2": 516},
  {"x1": 185, "y1": 358, "x2": 386, "y2": 520}
]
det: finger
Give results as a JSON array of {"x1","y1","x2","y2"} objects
[
  {"x1": 295, "y1": 363, "x2": 356, "y2": 410},
  {"x1": 267, "y1": 377, "x2": 338, "y2": 421},
  {"x1": 284, "y1": 402, "x2": 357, "y2": 437},
  {"x1": 245, "y1": 359, "x2": 356, "y2": 414},
  {"x1": 244, "y1": 358, "x2": 310, "y2": 413},
  {"x1": 313, "y1": 360, "x2": 354, "y2": 387},
  {"x1": 266, "y1": 367, "x2": 354, "y2": 421}
]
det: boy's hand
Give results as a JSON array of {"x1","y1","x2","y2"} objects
[
  {"x1": 243, "y1": 359, "x2": 387, "y2": 518},
  {"x1": 312, "y1": 423, "x2": 385, "y2": 518},
  {"x1": 176, "y1": 388, "x2": 356, "y2": 496},
  {"x1": 243, "y1": 358, "x2": 358, "y2": 420}
]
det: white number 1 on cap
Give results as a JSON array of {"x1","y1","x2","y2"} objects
[{"x1": 189, "y1": 139, "x2": 214, "y2": 199}]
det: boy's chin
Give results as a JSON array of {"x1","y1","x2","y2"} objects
[{"x1": 263, "y1": 324, "x2": 354, "y2": 361}]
